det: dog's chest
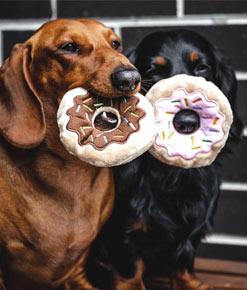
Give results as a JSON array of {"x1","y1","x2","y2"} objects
[{"x1": 5, "y1": 197, "x2": 99, "y2": 284}]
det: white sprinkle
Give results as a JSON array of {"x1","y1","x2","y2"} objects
[
  {"x1": 124, "y1": 117, "x2": 129, "y2": 123},
  {"x1": 85, "y1": 112, "x2": 90, "y2": 121},
  {"x1": 103, "y1": 136, "x2": 108, "y2": 144},
  {"x1": 76, "y1": 105, "x2": 81, "y2": 112},
  {"x1": 129, "y1": 122, "x2": 136, "y2": 130},
  {"x1": 96, "y1": 132, "x2": 105, "y2": 138}
]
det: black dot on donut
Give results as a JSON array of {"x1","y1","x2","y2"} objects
[
  {"x1": 173, "y1": 109, "x2": 200, "y2": 134},
  {"x1": 94, "y1": 112, "x2": 119, "y2": 131}
]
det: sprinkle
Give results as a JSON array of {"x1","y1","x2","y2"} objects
[
  {"x1": 96, "y1": 132, "x2": 105, "y2": 138},
  {"x1": 192, "y1": 146, "x2": 201, "y2": 150},
  {"x1": 193, "y1": 107, "x2": 202, "y2": 110},
  {"x1": 123, "y1": 97, "x2": 127, "y2": 104},
  {"x1": 192, "y1": 98, "x2": 202, "y2": 103},
  {"x1": 131, "y1": 112, "x2": 139, "y2": 117},
  {"x1": 171, "y1": 100, "x2": 180, "y2": 103},
  {"x1": 83, "y1": 97, "x2": 92, "y2": 103},
  {"x1": 76, "y1": 105, "x2": 81, "y2": 112},
  {"x1": 213, "y1": 117, "x2": 219, "y2": 125},
  {"x1": 90, "y1": 134, "x2": 94, "y2": 142},
  {"x1": 94, "y1": 103, "x2": 104, "y2": 107},
  {"x1": 85, "y1": 113, "x2": 90, "y2": 121},
  {"x1": 129, "y1": 122, "x2": 136, "y2": 130},
  {"x1": 205, "y1": 106, "x2": 215, "y2": 109},
  {"x1": 123, "y1": 117, "x2": 129, "y2": 123},
  {"x1": 162, "y1": 131, "x2": 165, "y2": 140},
  {"x1": 209, "y1": 129, "x2": 219, "y2": 133},
  {"x1": 202, "y1": 139, "x2": 213, "y2": 143},
  {"x1": 167, "y1": 143, "x2": 174, "y2": 149},
  {"x1": 80, "y1": 127, "x2": 85, "y2": 136},
  {"x1": 168, "y1": 132, "x2": 174, "y2": 139},
  {"x1": 191, "y1": 136, "x2": 195, "y2": 147},
  {"x1": 123, "y1": 105, "x2": 132, "y2": 113},
  {"x1": 103, "y1": 136, "x2": 108, "y2": 143},
  {"x1": 83, "y1": 126, "x2": 92, "y2": 129},
  {"x1": 110, "y1": 98, "x2": 113, "y2": 107},
  {"x1": 83, "y1": 104, "x2": 93, "y2": 112},
  {"x1": 184, "y1": 98, "x2": 189, "y2": 107},
  {"x1": 166, "y1": 112, "x2": 174, "y2": 115},
  {"x1": 168, "y1": 121, "x2": 171, "y2": 129},
  {"x1": 114, "y1": 135, "x2": 124, "y2": 138}
]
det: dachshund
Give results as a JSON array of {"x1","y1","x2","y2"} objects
[
  {"x1": 86, "y1": 29, "x2": 243, "y2": 290},
  {"x1": 0, "y1": 18, "x2": 141, "y2": 290}
]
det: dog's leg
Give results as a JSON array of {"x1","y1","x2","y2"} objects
[
  {"x1": 111, "y1": 260, "x2": 146, "y2": 290},
  {"x1": 171, "y1": 269, "x2": 214, "y2": 290},
  {"x1": 63, "y1": 265, "x2": 99, "y2": 290},
  {"x1": 62, "y1": 250, "x2": 100, "y2": 290}
]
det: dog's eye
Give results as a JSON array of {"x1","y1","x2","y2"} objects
[
  {"x1": 59, "y1": 42, "x2": 80, "y2": 54},
  {"x1": 112, "y1": 40, "x2": 121, "y2": 51},
  {"x1": 195, "y1": 64, "x2": 210, "y2": 75}
]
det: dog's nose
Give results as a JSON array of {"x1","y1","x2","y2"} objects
[
  {"x1": 173, "y1": 109, "x2": 200, "y2": 134},
  {"x1": 111, "y1": 67, "x2": 141, "y2": 92}
]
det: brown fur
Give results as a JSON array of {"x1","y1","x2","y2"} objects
[
  {"x1": 171, "y1": 269, "x2": 211, "y2": 290},
  {"x1": 0, "y1": 19, "x2": 139, "y2": 290},
  {"x1": 111, "y1": 260, "x2": 146, "y2": 290},
  {"x1": 190, "y1": 52, "x2": 200, "y2": 62},
  {"x1": 155, "y1": 56, "x2": 167, "y2": 66}
]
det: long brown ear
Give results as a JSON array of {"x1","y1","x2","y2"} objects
[{"x1": 0, "y1": 43, "x2": 46, "y2": 148}]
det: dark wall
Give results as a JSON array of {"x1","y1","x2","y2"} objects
[{"x1": 0, "y1": 0, "x2": 246, "y2": 262}]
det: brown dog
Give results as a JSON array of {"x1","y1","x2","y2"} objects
[{"x1": 0, "y1": 19, "x2": 141, "y2": 290}]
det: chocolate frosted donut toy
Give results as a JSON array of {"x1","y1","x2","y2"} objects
[
  {"x1": 146, "y1": 74, "x2": 233, "y2": 168},
  {"x1": 57, "y1": 88, "x2": 155, "y2": 167}
]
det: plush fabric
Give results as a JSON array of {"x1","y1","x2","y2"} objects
[
  {"x1": 57, "y1": 88, "x2": 155, "y2": 167},
  {"x1": 147, "y1": 75, "x2": 233, "y2": 168}
]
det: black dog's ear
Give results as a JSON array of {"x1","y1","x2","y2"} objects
[
  {"x1": 126, "y1": 48, "x2": 137, "y2": 64},
  {"x1": 212, "y1": 47, "x2": 243, "y2": 143},
  {"x1": 212, "y1": 47, "x2": 237, "y2": 105}
]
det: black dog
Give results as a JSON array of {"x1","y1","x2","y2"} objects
[{"x1": 87, "y1": 30, "x2": 243, "y2": 290}]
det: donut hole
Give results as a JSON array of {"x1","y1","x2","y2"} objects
[
  {"x1": 93, "y1": 107, "x2": 120, "y2": 132},
  {"x1": 173, "y1": 109, "x2": 200, "y2": 134}
]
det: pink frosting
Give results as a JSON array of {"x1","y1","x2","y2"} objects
[{"x1": 155, "y1": 88, "x2": 225, "y2": 160}]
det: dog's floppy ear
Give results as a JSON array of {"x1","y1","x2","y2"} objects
[
  {"x1": 0, "y1": 43, "x2": 46, "y2": 149},
  {"x1": 126, "y1": 48, "x2": 137, "y2": 65},
  {"x1": 213, "y1": 47, "x2": 236, "y2": 105},
  {"x1": 213, "y1": 47, "x2": 243, "y2": 142}
]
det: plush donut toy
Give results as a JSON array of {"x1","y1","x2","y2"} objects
[
  {"x1": 146, "y1": 74, "x2": 233, "y2": 168},
  {"x1": 57, "y1": 88, "x2": 155, "y2": 167}
]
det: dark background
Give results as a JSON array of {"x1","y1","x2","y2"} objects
[{"x1": 0, "y1": 0, "x2": 246, "y2": 262}]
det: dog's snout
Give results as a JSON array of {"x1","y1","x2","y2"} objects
[
  {"x1": 173, "y1": 109, "x2": 200, "y2": 134},
  {"x1": 111, "y1": 67, "x2": 141, "y2": 92}
]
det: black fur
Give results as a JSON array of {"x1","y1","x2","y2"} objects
[{"x1": 86, "y1": 29, "x2": 243, "y2": 289}]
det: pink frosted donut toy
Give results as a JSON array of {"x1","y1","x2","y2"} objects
[
  {"x1": 57, "y1": 87, "x2": 155, "y2": 167},
  {"x1": 146, "y1": 74, "x2": 233, "y2": 168}
]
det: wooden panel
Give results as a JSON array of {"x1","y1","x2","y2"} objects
[
  {"x1": 196, "y1": 273, "x2": 247, "y2": 290},
  {"x1": 195, "y1": 258, "x2": 247, "y2": 276},
  {"x1": 146, "y1": 258, "x2": 247, "y2": 290}
]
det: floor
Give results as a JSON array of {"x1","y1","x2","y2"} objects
[{"x1": 147, "y1": 258, "x2": 247, "y2": 290}]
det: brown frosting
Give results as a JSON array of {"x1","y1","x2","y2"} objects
[{"x1": 66, "y1": 93, "x2": 146, "y2": 150}]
